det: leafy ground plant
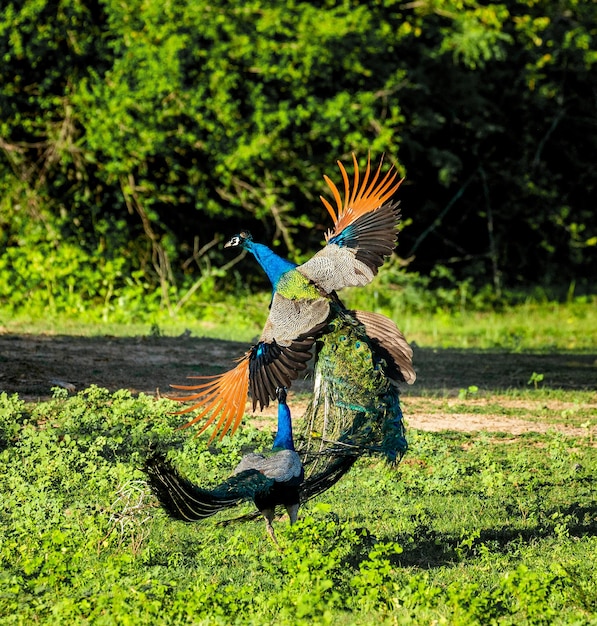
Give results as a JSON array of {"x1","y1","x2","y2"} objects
[{"x1": 1, "y1": 386, "x2": 596, "y2": 624}]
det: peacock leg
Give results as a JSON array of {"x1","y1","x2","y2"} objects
[
  {"x1": 286, "y1": 503, "x2": 300, "y2": 525},
  {"x1": 262, "y1": 509, "x2": 279, "y2": 546}
]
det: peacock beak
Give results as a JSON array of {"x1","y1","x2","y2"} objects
[{"x1": 224, "y1": 238, "x2": 235, "y2": 249}]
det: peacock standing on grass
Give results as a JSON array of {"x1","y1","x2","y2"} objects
[
  {"x1": 171, "y1": 154, "x2": 415, "y2": 479},
  {"x1": 146, "y1": 387, "x2": 304, "y2": 544},
  {"x1": 146, "y1": 387, "x2": 359, "y2": 542}
]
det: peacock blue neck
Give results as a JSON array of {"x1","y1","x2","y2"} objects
[
  {"x1": 245, "y1": 241, "x2": 297, "y2": 289},
  {"x1": 272, "y1": 401, "x2": 295, "y2": 451}
]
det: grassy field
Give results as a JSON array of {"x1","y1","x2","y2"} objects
[
  {"x1": 2, "y1": 294, "x2": 596, "y2": 352},
  {"x1": 1, "y1": 299, "x2": 596, "y2": 624}
]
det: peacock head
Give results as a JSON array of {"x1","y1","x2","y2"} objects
[
  {"x1": 276, "y1": 386, "x2": 287, "y2": 404},
  {"x1": 224, "y1": 231, "x2": 253, "y2": 249}
]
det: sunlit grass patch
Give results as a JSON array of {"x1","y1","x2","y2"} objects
[
  {"x1": 1, "y1": 388, "x2": 596, "y2": 623},
  {"x1": 3, "y1": 293, "x2": 597, "y2": 351},
  {"x1": 402, "y1": 393, "x2": 597, "y2": 430},
  {"x1": 392, "y1": 299, "x2": 597, "y2": 352}
]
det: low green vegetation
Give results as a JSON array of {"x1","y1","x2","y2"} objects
[
  {"x1": 2, "y1": 285, "x2": 596, "y2": 352},
  {"x1": 1, "y1": 384, "x2": 596, "y2": 624},
  {"x1": 403, "y1": 392, "x2": 597, "y2": 429},
  {"x1": 1, "y1": 282, "x2": 595, "y2": 623}
]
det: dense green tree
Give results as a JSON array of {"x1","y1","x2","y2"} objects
[{"x1": 0, "y1": 0, "x2": 595, "y2": 315}]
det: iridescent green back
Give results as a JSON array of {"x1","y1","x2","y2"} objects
[{"x1": 276, "y1": 268, "x2": 321, "y2": 301}]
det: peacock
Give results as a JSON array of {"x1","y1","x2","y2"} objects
[
  {"x1": 146, "y1": 387, "x2": 359, "y2": 542},
  {"x1": 146, "y1": 387, "x2": 304, "y2": 544},
  {"x1": 171, "y1": 154, "x2": 416, "y2": 477}
]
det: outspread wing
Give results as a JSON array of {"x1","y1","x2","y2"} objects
[
  {"x1": 298, "y1": 154, "x2": 403, "y2": 293},
  {"x1": 171, "y1": 290, "x2": 332, "y2": 441},
  {"x1": 247, "y1": 338, "x2": 314, "y2": 411},
  {"x1": 171, "y1": 352, "x2": 251, "y2": 440},
  {"x1": 171, "y1": 337, "x2": 314, "y2": 441}
]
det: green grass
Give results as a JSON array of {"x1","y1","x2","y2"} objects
[
  {"x1": 1, "y1": 294, "x2": 596, "y2": 623},
  {"x1": 2, "y1": 294, "x2": 597, "y2": 351},
  {"x1": 402, "y1": 392, "x2": 597, "y2": 428},
  {"x1": 1, "y1": 387, "x2": 596, "y2": 624},
  {"x1": 364, "y1": 299, "x2": 597, "y2": 352},
  {"x1": 0, "y1": 295, "x2": 271, "y2": 343}
]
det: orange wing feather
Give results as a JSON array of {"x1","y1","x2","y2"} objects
[
  {"x1": 170, "y1": 354, "x2": 250, "y2": 442},
  {"x1": 320, "y1": 153, "x2": 403, "y2": 241}
]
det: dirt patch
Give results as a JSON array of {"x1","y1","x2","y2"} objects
[
  {"x1": 406, "y1": 412, "x2": 592, "y2": 437},
  {"x1": 1, "y1": 332, "x2": 595, "y2": 436}
]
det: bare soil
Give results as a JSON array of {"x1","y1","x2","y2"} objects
[{"x1": 1, "y1": 332, "x2": 595, "y2": 436}]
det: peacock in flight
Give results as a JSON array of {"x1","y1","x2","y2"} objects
[
  {"x1": 172, "y1": 154, "x2": 416, "y2": 477},
  {"x1": 146, "y1": 387, "x2": 304, "y2": 544}
]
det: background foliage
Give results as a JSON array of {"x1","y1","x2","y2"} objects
[{"x1": 1, "y1": 0, "x2": 596, "y2": 318}]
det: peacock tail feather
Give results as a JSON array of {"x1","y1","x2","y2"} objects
[{"x1": 296, "y1": 314, "x2": 408, "y2": 478}]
